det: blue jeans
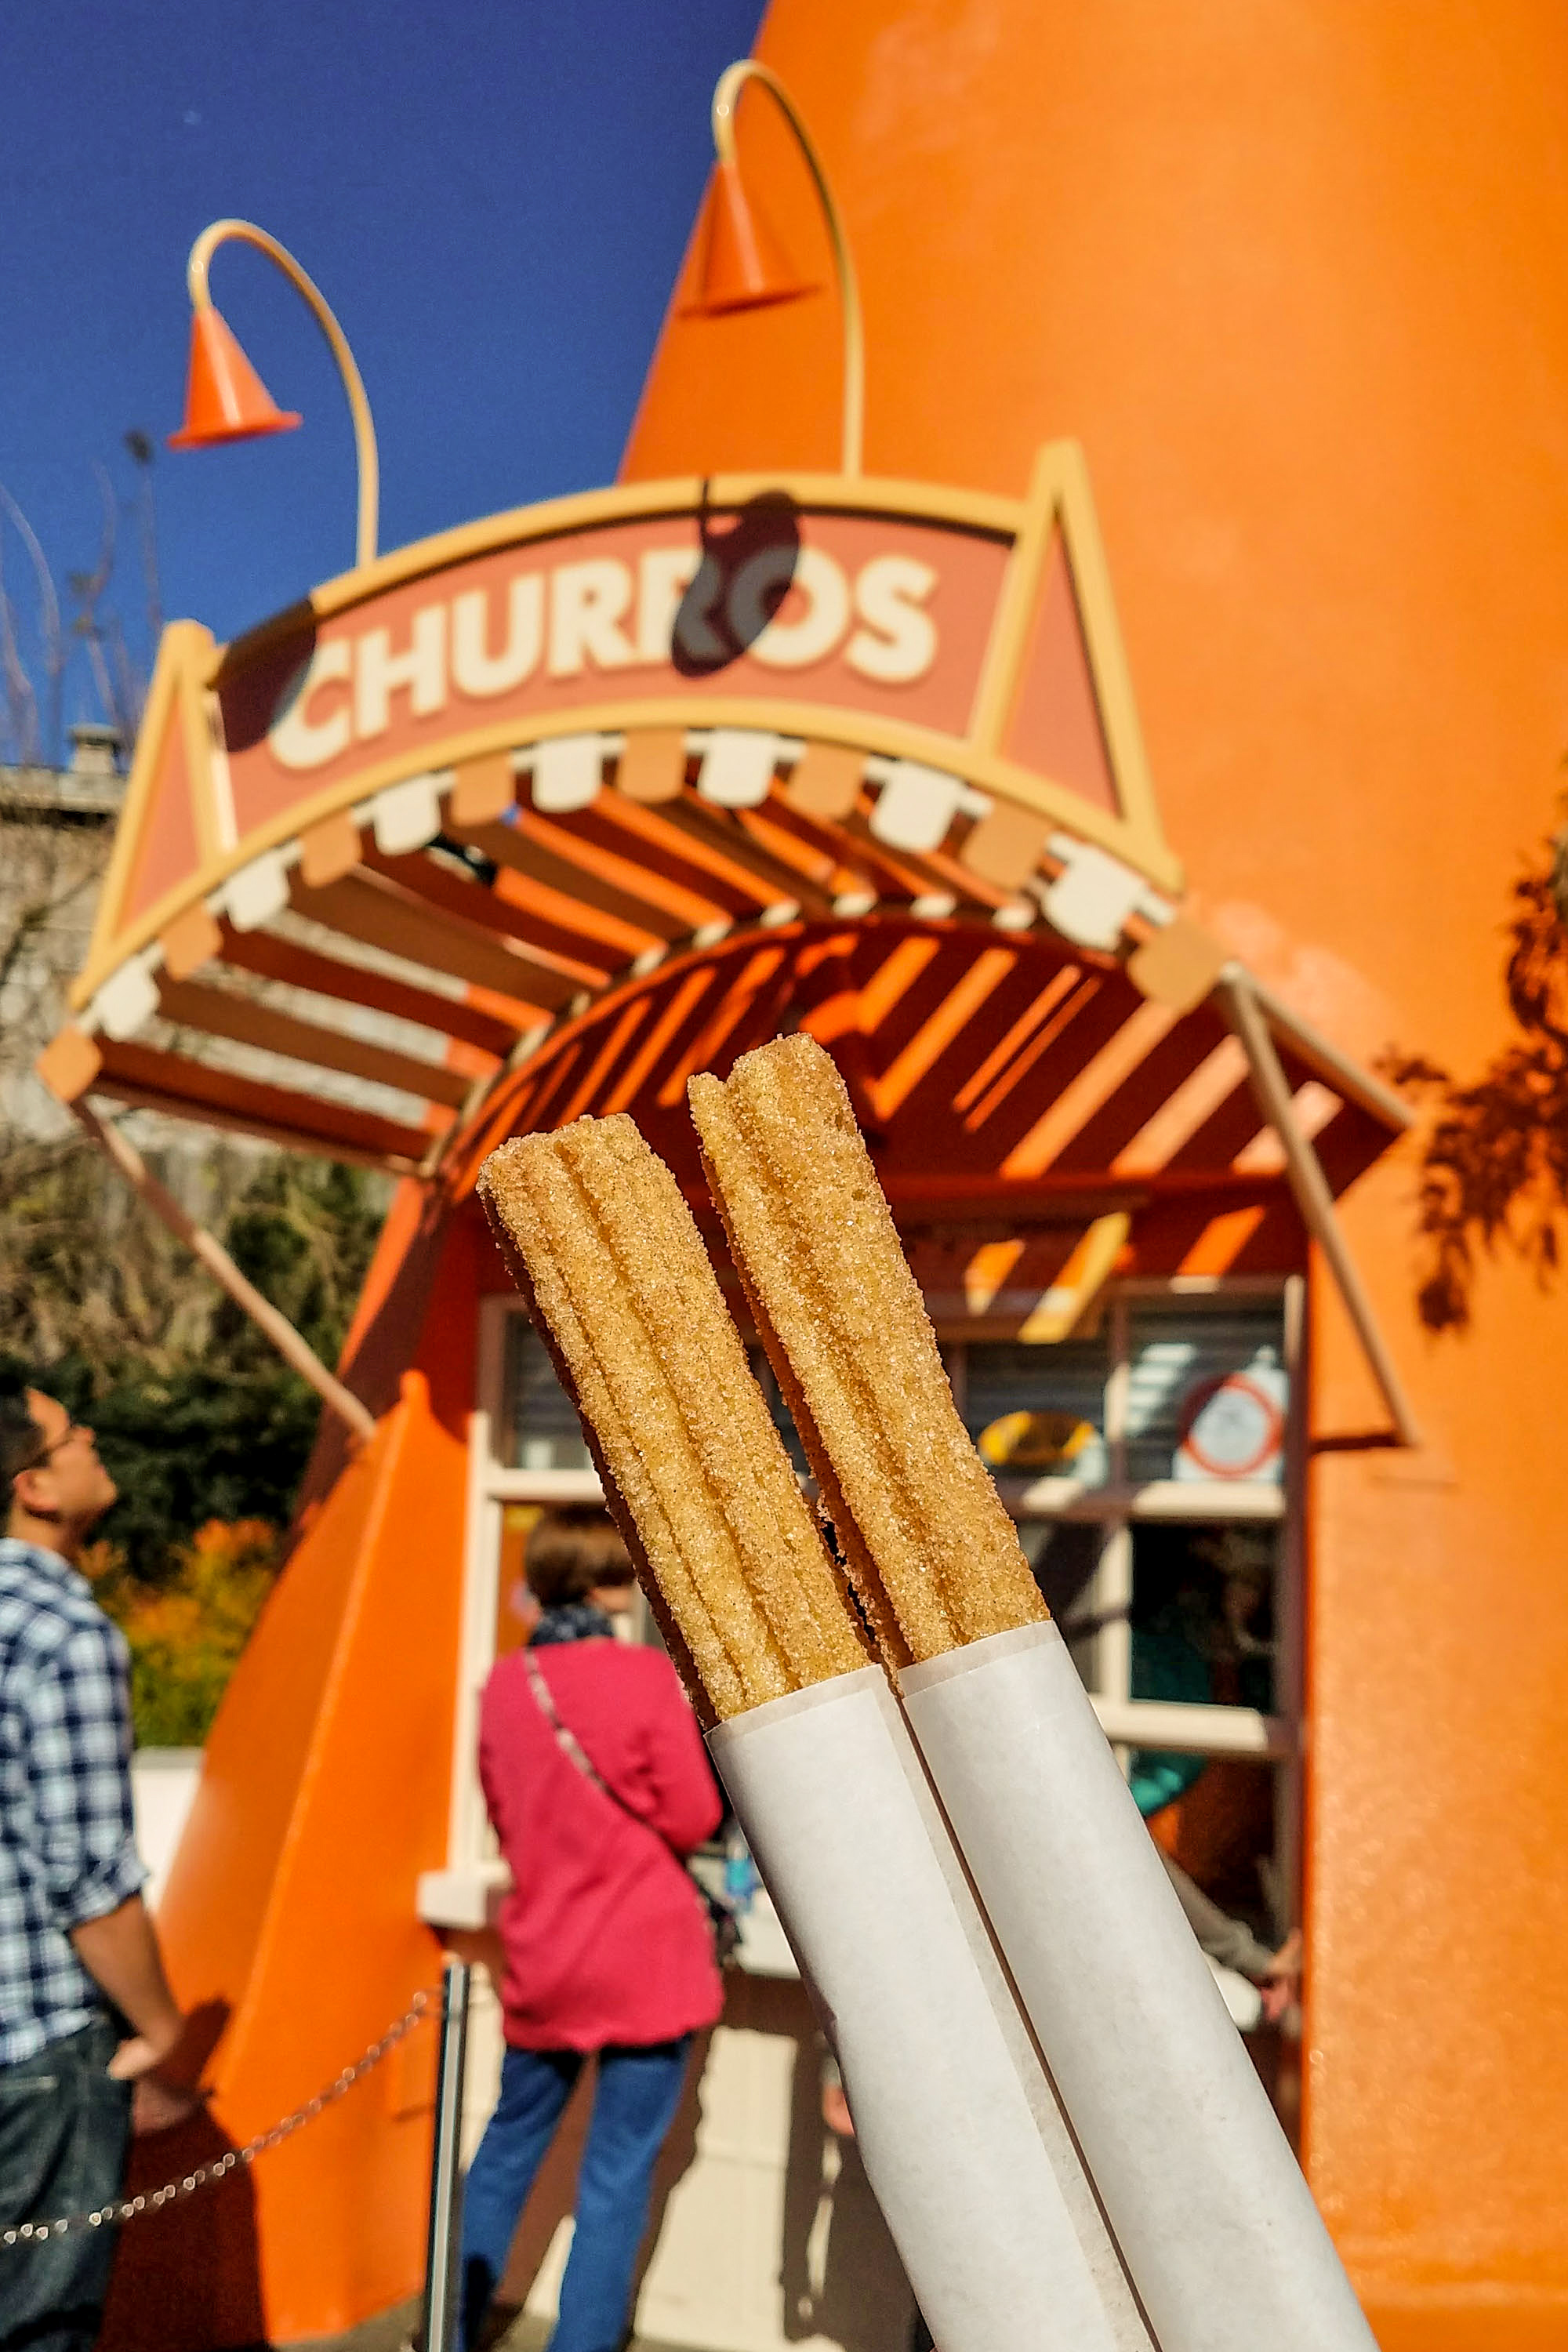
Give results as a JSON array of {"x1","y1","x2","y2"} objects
[
  {"x1": 460, "y1": 2037, "x2": 691, "y2": 2352},
  {"x1": 0, "y1": 2017, "x2": 131, "y2": 2352}
]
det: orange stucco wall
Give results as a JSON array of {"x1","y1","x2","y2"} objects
[
  {"x1": 626, "y1": 4, "x2": 1568, "y2": 2340},
  {"x1": 122, "y1": 9, "x2": 1568, "y2": 2343}
]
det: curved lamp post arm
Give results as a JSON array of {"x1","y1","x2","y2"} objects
[
  {"x1": 187, "y1": 219, "x2": 379, "y2": 569},
  {"x1": 711, "y1": 61, "x2": 864, "y2": 477}
]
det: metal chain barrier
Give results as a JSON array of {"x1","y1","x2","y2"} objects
[{"x1": 2, "y1": 1985, "x2": 437, "y2": 2252}]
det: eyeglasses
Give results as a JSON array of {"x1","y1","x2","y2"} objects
[{"x1": 7, "y1": 1422, "x2": 90, "y2": 1486}]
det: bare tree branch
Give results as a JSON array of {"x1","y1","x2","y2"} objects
[
  {"x1": 0, "y1": 534, "x2": 41, "y2": 765},
  {"x1": 0, "y1": 483, "x2": 64, "y2": 760},
  {"x1": 124, "y1": 429, "x2": 162, "y2": 647}
]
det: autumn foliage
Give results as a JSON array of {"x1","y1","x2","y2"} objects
[{"x1": 84, "y1": 1517, "x2": 279, "y2": 1747}]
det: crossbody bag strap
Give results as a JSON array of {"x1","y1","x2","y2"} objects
[
  {"x1": 524, "y1": 1647, "x2": 739, "y2": 1965},
  {"x1": 523, "y1": 1646, "x2": 667, "y2": 1846}
]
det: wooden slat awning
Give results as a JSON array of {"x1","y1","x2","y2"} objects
[
  {"x1": 38, "y1": 728, "x2": 1186, "y2": 1176},
  {"x1": 39, "y1": 726, "x2": 1408, "y2": 1193}
]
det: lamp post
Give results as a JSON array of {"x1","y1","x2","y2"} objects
[
  {"x1": 686, "y1": 60, "x2": 865, "y2": 477},
  {"x1": 168, "y1": 219, "x2": 379, "y2": 572}
]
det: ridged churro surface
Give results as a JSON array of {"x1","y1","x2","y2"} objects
[
  {"x1": 479, "y1": 1115, "x2": 866, "y2": 1719},
  {"x1": 690, "y1": 1034, "x2": 1048, "y2": 1665}
]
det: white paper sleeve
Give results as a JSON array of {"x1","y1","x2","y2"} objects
[
  {"x1": 900, "y1": 1620, "x2": 1380, "y2": 2352},
  {"x1": 709, "y1": 1666, "x2": 1141, "y2": 2352}
]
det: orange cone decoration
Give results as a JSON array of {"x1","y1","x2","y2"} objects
[
  {"x1": 167, "y1": 305, "x2": 301, "y2": 448},
  {"x1": 681, "y1": 159, "x2": 820, "y2": 315}
]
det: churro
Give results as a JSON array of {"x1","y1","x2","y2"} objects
[
  {"x1": 479, "y1": 1114, "x2": 866, "y2": 1718},
  {"x1": 689, "y1": 1033, "x2": 1047, "y2": 1664}
]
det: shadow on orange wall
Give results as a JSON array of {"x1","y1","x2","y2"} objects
[{"x1": 1380, "y1": 842, "x2": 1568, "y2": 1335}]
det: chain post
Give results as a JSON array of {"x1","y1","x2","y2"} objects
[{"x1": 420, "y1": 1958, "x2": 472, "y2": 2352}]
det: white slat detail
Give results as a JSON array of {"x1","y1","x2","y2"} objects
[
  {"x1": 92, "y1": 960, "x2": 159, "y2": 1042},
  {"x1": 869, "y1": 760, "x2": 965, "y2": 851},
  {"x1": 372, "y1": 773, "x2": 443, "y2": 855},
  {"x1": 223, "y1": 852, "x2": 291, "y2": 932},
  {"x1": 697, "y1": 730, "x2": 781, "y2": 809},
  {"x1": 1041, "y1": 844, "x2": 1147, "y2": 951},
  {"x1": 532, "y1": 735, "x2": 604, "y2": 814}
]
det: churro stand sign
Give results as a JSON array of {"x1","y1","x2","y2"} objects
[
  {"x1": 43, "y1": 443, "x2": 1192, "y2": 1177},
  {"x1": 93, "y1": 448, "x2": 1176, "y2": 960}
]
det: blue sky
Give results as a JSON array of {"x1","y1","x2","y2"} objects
[{"x1": 0, "y1": 0, "x2": 763, "y2": 753}]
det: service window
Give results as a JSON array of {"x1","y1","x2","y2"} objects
[
  {"x1": 470, "y1": 1279, "x2": 1304, "y2": 2065},
  {"x1": 942, "y1": 1279, "x2": 1303, "y2": 2098}
]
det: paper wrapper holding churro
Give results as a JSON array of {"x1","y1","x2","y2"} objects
[
  {"x1": 711, "y1": 1671, "x2": 1149, "y2": 2352},
  {"x1": 479, "y1": 1033, "x2": 1380, "y2": 2352},
  {"x1": 478, "y1": 1113, "x2": 1143, "y2": 2352},
  {"x1": 691, "y1": 1034, "x2": 1380, "y2": 2352}
]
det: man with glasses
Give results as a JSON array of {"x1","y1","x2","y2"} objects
[{"x1": 0, "y1": 1373, "x2": 187, "y2": 2351}]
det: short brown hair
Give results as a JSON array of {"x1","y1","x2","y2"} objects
[
  {"x1": 0, "y1": 1374, "x2": 45, "y2": 1490},
  {"x1": 524, "y1": 1506, "x2": 633, "y2": 1609}
]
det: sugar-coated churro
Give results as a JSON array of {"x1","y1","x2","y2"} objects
[
  {"x1": 479, "y1": 1114, "x2": 866, "y2": 1718},
  {"x1": 690, "y1": 1033, "x2": 1048, "y2": 1664}
]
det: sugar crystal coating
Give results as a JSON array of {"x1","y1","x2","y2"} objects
[
  {"x1": 478, "y1": 1113, "x2": 864, "y2": 1718},
  {"x1": 690, "y1": 1033, "x2": 1049, "y2": 1664}
]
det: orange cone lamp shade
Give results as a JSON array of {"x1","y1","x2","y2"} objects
[
  {"x1": 167, "y1": 305, "x2": 302, "y2": 448},
  {"x1": 681, "y1": 159, "x2": 820, "y2": 316}
]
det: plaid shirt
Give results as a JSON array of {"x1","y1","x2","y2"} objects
[{"x1": 0, "y1": 1538, "x2": 147, "y2": 2065}]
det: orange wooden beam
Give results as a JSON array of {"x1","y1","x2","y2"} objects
[
  {"x1": 459, "y1": 810, "x2": 698, "y2": 942},
  {"x1": 356, "y1": 845, "x2": 619, "y2": 986},
  {"x1": 292, "y1": 869, "x2": 575, "y2": 1016},
  {"x1": 651, "y1": 791, "x2": 837, "y2": 914},
  {"x1": 155, "y1": 977, "x2": 474, "y2": 1112},
  {"x1": 91, "y1": 1040, "x2": 434, "y2": 1169},
  {"x1": 217, "y1": 927, "x2": 514, "y2": 1062}
]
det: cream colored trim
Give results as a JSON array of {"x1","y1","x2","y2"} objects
[
  {"x1": 187, "y1": 220, "x2": 379, "y2": 569},
  {"x1": 86, "y1": 622, "x2": 214, "y2": 970},
  {"x1": 1218, "y1": 967, "x2": 1420, "y2": 1447},
  {"x1": 967, "y1": 442, "x2": 1060, "y2": 752},
  {"x1": 966, "y1": 441, "x2": 1175, "y2": 884},
  {"x1": 474, "y1": 1462, "x2": 1290, "y2": 1523},
  {"x1": 481, "y1": 1467, "x2": 605, "y2": 1505},
  {"x1": 71, "y1": 696, "x2": 1181, "y2": 1006},
  {"x1": 710, "y1": 61, "x2": 865, "y2": 476},
  {"x1": 447, "y1": 1334, "x2": 506, "y2": 1874},
  {"x1": 1091, "y1": 1698, "x2": 1294, "y2": 1760},
  {"x1": 1051, "y1": 443, "x2": 1168, "y2": 873}
]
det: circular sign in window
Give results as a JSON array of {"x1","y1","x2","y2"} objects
[{"x1": 1175, "y1": 1370, "x2": 1285, "y2": 1481}]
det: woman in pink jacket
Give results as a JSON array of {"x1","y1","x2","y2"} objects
[{"x1": 460, "y1": 1508, "x2": 724, "y2": 2352}]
